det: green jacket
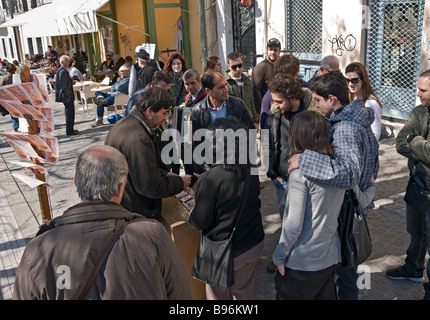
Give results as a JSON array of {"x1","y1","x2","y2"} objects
[
  {"x1": 396, "y1": 105, "x2": 430, "y2": 177},
  {"x1": 224, "y1": 71, "x2": 259, "y2": 124}
]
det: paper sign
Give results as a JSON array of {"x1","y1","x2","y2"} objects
[
  {"x1": 0, "y1": 99, "x2": 47, "y2": 121},
  {"x1": 31, "y1": 74, "x2": 49, "y2": 103},
  {"x1": 141, "y1": 43, "x2": 156, "y2": 59},
  {"x1": 3, "y1": 84, "x2": 33, "y2": 105},
  {"x1": 1, "y1": 131, "x2": 52, "y2": 152},
  {"x1": 10, "y1": 161, "x2": 47, "y2": 175},
  {"x1": 12, "y1": 172, "x2": 48, "y2": 188},
  {"x1": 21, "y1": 82, "x2": 46, "y2": 106},
  {"x1": 7, "y1": 140, "x2": 49, "y2": 164}
]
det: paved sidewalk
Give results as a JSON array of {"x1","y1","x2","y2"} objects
[{"x1": 0, "y1": 98, "x2": 427, "y2": 300}]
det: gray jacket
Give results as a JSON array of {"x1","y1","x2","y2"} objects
[{"x1": 272, "y1": 169, "x2": 343, "y2": 271}]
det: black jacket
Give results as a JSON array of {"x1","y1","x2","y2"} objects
[
  {"x1": 191, "y1": 96, "x2": 254, "y2": 132},
  {"x1": 191, "y1": 96, "x2": 255, "y2": 173},
  {"x1": 55, "y1": 66, "x2": 74, "y2": 104}
]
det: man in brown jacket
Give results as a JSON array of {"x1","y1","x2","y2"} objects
[
  {"x1": 105, "y1": 87, "x2": 191, "y2": 221},
  {"x1": 13, "y1": 145, "x2": 192, "y2": 300}
]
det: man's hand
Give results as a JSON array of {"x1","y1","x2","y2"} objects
[
  {"x1": 277, "y1": 264, "x2": 285, "y2": 276},
  {"x1": 288, "y1": 153, "x2": 302, "y2": 174},
  {"x1": 191, "y1": 173, "x2": 200, "y2": 191},
  {"x1": 181, "y1": 175, "x2": 191, "y2": 190}
]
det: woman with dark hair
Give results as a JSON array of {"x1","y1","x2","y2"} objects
[
  {"x1": 189, "y1": 116, "x2": 264, "y2": 300},
  {"x1": 272, "y1": 110, "x2": 344, "y2": 300},
  {"x1": 163, "y1": 52, "x2": 188, "y2": 105},
  {"x1": 345, "y1": 62, "x2": 382, "y2": 140}
]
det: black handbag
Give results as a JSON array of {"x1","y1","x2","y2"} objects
[
  {"x1": 404, "y1": 163, "x2": 430, "y2": 212},
  {"x1": 191, "y1": 172, "x2": 250, "y2": 288},
  {"x1": 338, "y1": 189, "x2": 372, "y2": 269}
]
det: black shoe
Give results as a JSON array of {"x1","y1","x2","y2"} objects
[
  {"x1": 73, "y1": 129, "x2": 79, "y2": 133},
  {"x1": 386, "y1": 265, "x2": 425, "y2": 283},
  {"x1": 67, "y1": 131, "x2": 79, "y2": 136}
]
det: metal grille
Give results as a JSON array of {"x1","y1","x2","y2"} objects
[
  {"x1": 285, "y1": 0, "x2": 322, "y2": 58},
  {"x1": 367, "y1": 0, "x2": 425, "y2": 119},
  {"x1": 232, "y1": 1, "x2": 256, "y2": 69},
  {"x1": 285, "y1": 0, "x2": 322, "y2": 81}
]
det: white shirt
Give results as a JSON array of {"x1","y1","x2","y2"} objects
[{"x1": 365, "y1": 98, "x2": 382, "y2": 141}]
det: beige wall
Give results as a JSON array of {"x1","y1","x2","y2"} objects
[{"x1": 322, "y1": 0, "x2": 366, "y2": 72}]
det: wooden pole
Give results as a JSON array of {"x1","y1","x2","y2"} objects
[{"x1": 26, "y1": 116, "x2": 52, "y2": 222}]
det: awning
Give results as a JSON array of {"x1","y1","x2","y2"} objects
[{"x1": 0, "y1": 0, "x2": 109, "y2": 37}]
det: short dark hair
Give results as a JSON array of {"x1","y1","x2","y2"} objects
[
  {"x1": 227, "y1": 52, "x2": 242, "y2": 63},
  {"x1": 268, "y1": 73, "x2": 304, "y2": 101},
  {"x1": 309, "y1": 71, "x2": 350, "y2": 106},
  {"x1": 201, "y1": 70, "x2": 223, "y2": 90},
  {"x1": 135, "y1": 87, "x2": 174, "y2": 113},
  {"x1": 151, "y1": 70, "x2": 173, "y2": 84},
  {"x1": 274, "y1": 54, "x2": 299, "y2": 76},
  {"x1": 420, "y1": 69, "x2": 430, "y2": 79}
]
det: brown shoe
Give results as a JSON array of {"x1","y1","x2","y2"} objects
[
  {"x1": 259, "y1": 183, "x2": 264, "y2": 189},
  {"x1": 91, "y1": 120, "x2": 104, "y2": 128}
]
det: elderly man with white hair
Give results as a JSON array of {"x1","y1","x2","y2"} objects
[
  {"x1": 55, "y1": 55, "x2": 78, "y2": 136},
  {"x1": 92, "y1": 65, "x2": 130, "y2": 128}
]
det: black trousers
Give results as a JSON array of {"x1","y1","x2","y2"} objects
[
  {"x1": 274, "y1": 264, "x2": 338, "y2": 300},
  {"x1": 64, "y1": 100, "x2": 75, "y2": 135}
]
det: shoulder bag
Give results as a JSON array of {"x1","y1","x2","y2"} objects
[
  {"x1": 76, "y1": 220, "x2": 128, "y2": 299},
  {"x1": 191, "y1": 172, "x2": 250, "y2": 288},
  {"x1": 338, "y1": 189, "x2": 372, "y2": 269}
]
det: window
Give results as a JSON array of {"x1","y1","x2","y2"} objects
[
  {"x1": 285, "y1": 0, "x2": 323, "y2": 81},
  {"x1": 36, "y1": 37, "x2": 43, "y2": 54},
  {"x1": 231, "y1": 1, "x2": 256, "y2": 69},
  {"x1": 27, "y1": 38, "x2": 34, "y2": 56},
  {"x1": 2, "y1": 39, "x2": 7, "y2": 57},
  {"x1": 9, "y1": 38, "x2": 14, "y2": 58},
  {"x1": 367, "y1": 0, "x2": 425, "y2": 119}
]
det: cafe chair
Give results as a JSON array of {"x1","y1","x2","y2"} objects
[
  {"x1": 80, "y1": 84, "x2": 98, "y2": 113},
  {"x1": 107, "y1": 93, "x2": 129, "y2": 118}
]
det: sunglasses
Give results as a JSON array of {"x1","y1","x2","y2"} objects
[
  {"x1": 346, "y1": 77, "x2": 361, "y2": 84},
  {"x1": 231, "y1": 63, "x2": 243, "y2": 70}
]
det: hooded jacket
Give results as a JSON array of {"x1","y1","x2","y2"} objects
[
  {"x1": 13, "y1": 201, "x2": 192, "y2": 300},
  {"x1": 298, "y1": 98, "x2": 379, "y2": 201}
]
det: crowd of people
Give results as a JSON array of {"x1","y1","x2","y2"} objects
[{"x1": 10, "y1": 39, "x2": 430, "y2": 301}]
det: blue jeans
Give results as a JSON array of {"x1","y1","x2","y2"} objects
[
  {"x1": 273, "y1": 179, "x2": 288, "y2": 219},
  {"x1": 11, "y1": 115, "x2": 19, "y2": 131},
  {"x1": 95, "y1": 92, "x2": 115, "y2": 118}
]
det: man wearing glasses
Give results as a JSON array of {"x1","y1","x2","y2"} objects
[
  {"x1": 252, "y1": 38, "x2": 282, "y2": 114},
  {"x1": 309, "y1": 55, "x2": 340, "y2": 83},
  {"x1": 225, "y1": 52, "x2": 259, "y2": 130}
]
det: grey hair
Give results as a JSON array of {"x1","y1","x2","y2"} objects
[
  {"x1": 183, "y1": 69, "x2": 200, "y2": 81},
  {"x1": 59, "y1": 55, "x2": 70, "y2": 65},
  {"x1": 320, "y1": 55, "x2": 339, "y2": 70},
  {"x1": 75, "y1": 145, "x2": 128, "y2": 201}
]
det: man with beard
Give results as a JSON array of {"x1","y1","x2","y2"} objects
[
  {"x1": 252, "y1": 38, "x2": 282, "y2": 114},
  {"x1": 265, "y1": 73, "x2": 314, "y2": 219}
]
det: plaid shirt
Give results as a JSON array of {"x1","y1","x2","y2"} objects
[{"x1": 299, "y1": 98, "x2": 379, "y2": 191}]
